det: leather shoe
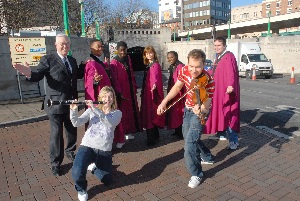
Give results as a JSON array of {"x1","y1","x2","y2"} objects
[
  {"x1": 52, "y1": 166, "x2": 61, "y2": 176},
  {"x1": 65, "y1": 152, "x2": 75, "y2": 161}
]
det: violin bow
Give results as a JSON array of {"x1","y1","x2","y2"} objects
[{"x1": 162, "y1": 85, "x2": 196, "y2": 114}]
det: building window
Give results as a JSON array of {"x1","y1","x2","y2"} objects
[
  {"x1": 276, "y1": 10, "x2": 280, "y2": 15},
  {"x1": 254, "y1": 12, "x2": 257, "y2": 17},
  {"x1": 266, "y1": 4, "x2": 270, "y2": 9},
  {"x1": 276, "y1": 2, "x2": 280, "y2": 7},
  {"x1": 211, "y1": 9, "x2": 215, "y2": 16},
  {"x1": 287, "y1": 8, "x2": 292, "y2": 13},
  {"x1": 288, "y1": 1, "x2": 292, "y2": 6}
]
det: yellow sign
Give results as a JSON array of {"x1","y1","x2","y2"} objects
[
  {"x1": 33, "y1": 56, "x2": 42, "y2": 60},
  {"x1": 9, "y1": 37, "x2": 46, "y2": 67}
]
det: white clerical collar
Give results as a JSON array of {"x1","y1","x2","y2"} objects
[
  {"x1": 218, "y1": 50, "x2": 227, "y2": 59},
  {"x1": 95, "y1": 55, "x2": 102, "y2": 61}
]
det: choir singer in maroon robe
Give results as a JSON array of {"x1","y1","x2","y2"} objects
[
  {"x1": 110, "y1": 41, "x2": 141, "y2": 143},
  {"x1": 166, "y1": 51, "x2": 185, "y2": 139},
  {"x1": 140, "y1": 46, "x2": 165, "y2": 146}
]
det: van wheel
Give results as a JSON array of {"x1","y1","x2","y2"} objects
[
  {"x1": 265, "y1": 75, "x2": 272, "y2": 79},
  {"x1": 245, "y1": 71, "x2": 251, "y2": 79}
]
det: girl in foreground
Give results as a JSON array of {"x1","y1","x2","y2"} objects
[{"x1": 70, "y1": 86, "x2": 122, "y2": 201}]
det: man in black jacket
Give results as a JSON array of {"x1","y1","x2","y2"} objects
[{"x1": 13, "y1": 34, "x2": 79, "y2": 176}]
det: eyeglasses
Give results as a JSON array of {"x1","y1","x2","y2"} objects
[{"x1": 57, "y1": 42, "x2": 70, "y2": 47}]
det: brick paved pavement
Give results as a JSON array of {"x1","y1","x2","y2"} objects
[{"x1": 1, "y1": 119, "x2": 300, "y2": 201}]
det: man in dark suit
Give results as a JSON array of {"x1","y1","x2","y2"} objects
[{"x1": 13, "y1": 34, "x2": 79, "y2": 176}]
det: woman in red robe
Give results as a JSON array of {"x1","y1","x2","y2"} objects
[
  {"x1": 110, "y1": 41, "x2": 141, "y2": 144},
  {"x1": 140, "y1": 46, "x2": 165, "y2": 146},
  {"x1": 166, "y1": 51, "x2": 185, "y2": 139}
]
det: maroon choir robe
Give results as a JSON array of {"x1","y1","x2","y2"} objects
[
  {"x1": 204, "y1": 51, "x2": 240, "y2": 134},
  {"x1": 110, "y1": 56, "x2": 141, "y2": 134},
  {"x1": 84, "y1": 61, "x2": 111, "y2": 101},
  {"x1": 166, "y1": 62, "x2": 185, "y2": 129},
  {"x1": 140, "y1": 62, "x2": 165, "y2": 129}
]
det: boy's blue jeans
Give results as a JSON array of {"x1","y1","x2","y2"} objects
[
  {"x1": 72, "y1": 146, "x2": 112, "y2": 193},
  {"x1": 182, "y1": 108, "x2": 213, "y2": 177}
]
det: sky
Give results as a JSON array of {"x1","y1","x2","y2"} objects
[{"x1": 147, "y1": 0, "x2": 261, "y2": 11}]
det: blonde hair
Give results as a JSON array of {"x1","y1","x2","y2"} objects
[
  {"x1": 97, "y1": 86, "x2": 117, "y2": 110},
  {"x1": 143, "y1": 46, "x2": 159, "y2": 65}
]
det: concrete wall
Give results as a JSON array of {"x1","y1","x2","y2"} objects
[
  {"x1": 1, "y1": 33, "x2": 299, "y2": 101},
  {"x1": 114, "y1": 28, "x2": 172, "y2": 66},
  {"x1": 163, "y1": 36, "x2": 300, "y2": 74}
]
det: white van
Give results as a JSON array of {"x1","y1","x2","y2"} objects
[{"x1": 227, "y1": 42, "x2": 274, "y2": 79}]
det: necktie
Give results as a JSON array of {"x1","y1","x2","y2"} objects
[{"x1": 63, "y1": 57, "x2": 72, "y2": 75}]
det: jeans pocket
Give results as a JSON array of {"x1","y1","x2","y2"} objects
[{"x1": 185, "y1": 124, "x2": 201, "y2": 143}]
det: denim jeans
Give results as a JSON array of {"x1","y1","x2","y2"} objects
[
  {"x1": 218, "y1": 127, "x2": 239, "y2": 143},
  {"x1": 182, "y1": 108, "x2": 212, "y2": 177},
  {"x1": 72, "y1": 146, "x2": 112, "y2": 192}
]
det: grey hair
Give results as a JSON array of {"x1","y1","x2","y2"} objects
[{"x1": 55, "y1": 34, "x2": 70, "y2": 43}]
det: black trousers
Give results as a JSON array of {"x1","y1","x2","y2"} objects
[
  {"x1": 146, "y1": 126, "x2": 159, "y2": 145},
  {"x1": 48, "y1": 113, "x2": 77, "y2": 167}
]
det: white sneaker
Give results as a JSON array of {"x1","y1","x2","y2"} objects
[
  {"x1": 78, "y1": 191, "x2": 88, "y2": 201},
  {"x1": 87, "y1": 163, "x2": 96, "y2": 172},
  {"x1": 228, "y1": 142, "x2": 238, "y2": 150},
  {"x1": 188, "y1": 176, "x2": 202, "y2": 188},
  {"x1": 125, "y1": 134, "x2": 135, "y2": 140},
  {"x1": 219, "y1": 136, "x2": 227, "y2": 140},
  {"x1": 116, "y1": 143, "x2": 125, "y2": 149},
  {"x1": 208, "y1": 135, "x2": 219, "y2": 140}
]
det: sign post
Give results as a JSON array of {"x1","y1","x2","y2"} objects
[{"x1": 8, "y1": 37, "x2": 46, "y2": 103}]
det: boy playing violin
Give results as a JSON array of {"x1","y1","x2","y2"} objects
[{"x1": 157, "y1": 49, "x2": 215, "y2": 188}]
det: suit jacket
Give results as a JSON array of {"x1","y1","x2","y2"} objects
[{"x1": 29, "y1": 53, "x2": 78, "y2": 115}]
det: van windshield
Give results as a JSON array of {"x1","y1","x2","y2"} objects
[{"x1": 248, "y1": 54, "x2": 269, "y2": 62}]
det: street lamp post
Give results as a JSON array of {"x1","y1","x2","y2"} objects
[
  {"x1": 95, "y1": 19, "x2": 101, "y2": 40},
  {"x1": 173, "y1": 27, "x2": 176, "y2": 42},
  {"x1": 228, "y1": 20, "x2": 231, "y2": 39},
  {"x1": 187, "y1": 28, "x2": 190, "y2": 41},
  {"x1": 62, "y1": 0, "x2": 70, "y2": 36},
  {"x1": 62, "y1": 0, "x2": 72, "y2": 55},
  {"x1": 79, "y1": 0, "x2": 86, "y2": 37},
  {"x1": 267, "y1": 11, "x2": 271, "y2": 37}
]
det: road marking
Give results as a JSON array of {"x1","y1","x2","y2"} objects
[
  {"x1": 256, "y1": 126, "x2": 294, "y2": 139},
  {"x1": 291, "y1": 131, "x2": 300, "y2": 137},
  {"x1": 275, "y1": 105, "x2": 300, "y2": 115}
]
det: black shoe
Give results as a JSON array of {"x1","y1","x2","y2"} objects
[
  {"x1": 52, "y1": 166, "x2": 61, "y2": 176},
  {"x1": 146, "y1": 141, "x2": 155, "y2": 146},
  {"x1": 65, "y1": 152, "x2": 75, "y2": 161}
]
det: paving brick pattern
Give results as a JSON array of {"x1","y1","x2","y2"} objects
[{"x1": 1, "y1": 121, "x2": 300, "y2": 201}]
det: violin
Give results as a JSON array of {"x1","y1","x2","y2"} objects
[
  {"x1": 190, "y1": 73, "x2": 210, "y2": 125},
  {"x1": 162, "y1": 73, "x2": 210, "y2": 125}
]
